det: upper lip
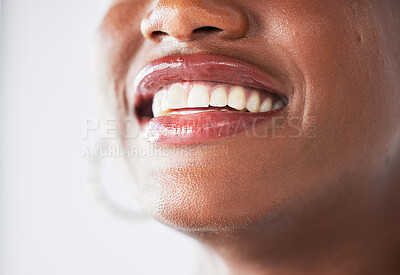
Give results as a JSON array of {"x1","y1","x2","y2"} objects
[{"x1": 134, "y1": 53, "x2": 288, "y2": 97}]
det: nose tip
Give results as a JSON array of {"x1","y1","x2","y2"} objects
[{"x1": 140, "y1": 0, "x2": 249, "y2": 42}]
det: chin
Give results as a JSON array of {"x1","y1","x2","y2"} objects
[
  {"x1": 144, "y1": 187, "x2": 271, "y2": 233},
  {"x1": 128, "y1": 141, "x2": 300, "y2": 233}
]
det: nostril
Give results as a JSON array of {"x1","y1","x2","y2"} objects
[
  {"x1": 193, "y1": 26, "x2": 224, "y2": 35},
  {"x1": 150, "y1": 30, "x2": 168, "y2": 40},
  {"x1": 150, "y1": 26, "x2": 224, "y2": 41}
]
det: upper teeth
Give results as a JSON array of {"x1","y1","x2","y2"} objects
[
  {"x1": 210, "y1": 87, "x2": 228, "y2": 107},
  {"x1": 152, "y1": 82, "x2": 285, "y2": 117}
]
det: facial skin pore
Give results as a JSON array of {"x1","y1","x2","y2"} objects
[{"x1": 93, "y1": 0, "x2": 400, "y2": 274}]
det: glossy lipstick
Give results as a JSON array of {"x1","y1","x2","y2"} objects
[{"x1": 134, "y1": 54, "x2": 288, "y2": 145}]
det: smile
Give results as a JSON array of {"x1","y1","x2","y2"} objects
[{"x1": 133, "y1": 54, "x2": 289, "y2": 145}]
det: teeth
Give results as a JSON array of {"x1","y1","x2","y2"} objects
[
  {"x1": 161, "y1": 91, "x2": 169, "y2": 112},
  {"x1": 246, "y1": 92, "x2": 260, "y2": 113},
  {"x1": 273, "y1": 99, "x2": 285, "y2": 110},
  {"x1": 167, "y1": 84, "x2": 188, "y2": 109},
  {"x1": 151, "y1": 82, "x2": 286, "y2": 117},
  {"x1": 210, "y1": 87, "x2": 228, "y2": 107},
  {"x1": 228, "y1": 86, "x2": 246, "y2": 110},
  {"x1": 152, "y1": 92, "x2": 162, "y2": 117},
  {"x1": 259, "y1": 97, "x2": 273, "y2": 112},
  {"x1": 188, "y1": 84, "x2": 209, "y2": 107}
]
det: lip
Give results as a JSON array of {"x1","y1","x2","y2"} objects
[{"x1": 133, "y1": 54, "x2": 289, "y2": 145}]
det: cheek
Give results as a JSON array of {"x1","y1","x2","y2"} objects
[
  {"x1": 96, "y1": 2, "x2": 147, "y2": 85},
  {"x1": 94, "y1": 2, "x2": 149, "y2": 119},
  {"x1": 267, "y1": 0, "x2": 400, "y2": 173}
]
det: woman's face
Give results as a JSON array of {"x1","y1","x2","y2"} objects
[{"x1": 94, "y1": 0, "x2": 400, "y2": 231}]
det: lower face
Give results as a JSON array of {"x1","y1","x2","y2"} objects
[{"x1": 94, "y1": 0, "x2": 400, "y2": 232}]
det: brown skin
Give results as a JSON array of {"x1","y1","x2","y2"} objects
[{"x1": 93, "y1": 0, "x2": 400, "y2": 274}]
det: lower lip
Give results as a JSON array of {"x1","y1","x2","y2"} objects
[{"x1": 144, "y1": 109, "x2": 285, "y2": 145}]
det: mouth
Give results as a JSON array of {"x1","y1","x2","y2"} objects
[{"x1": 133, "y1": 54, "x2": 289, "y2": 145}]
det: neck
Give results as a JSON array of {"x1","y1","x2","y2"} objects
[{"x1": 220, "y1": 214, "x2": 399, "y2": 275}]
